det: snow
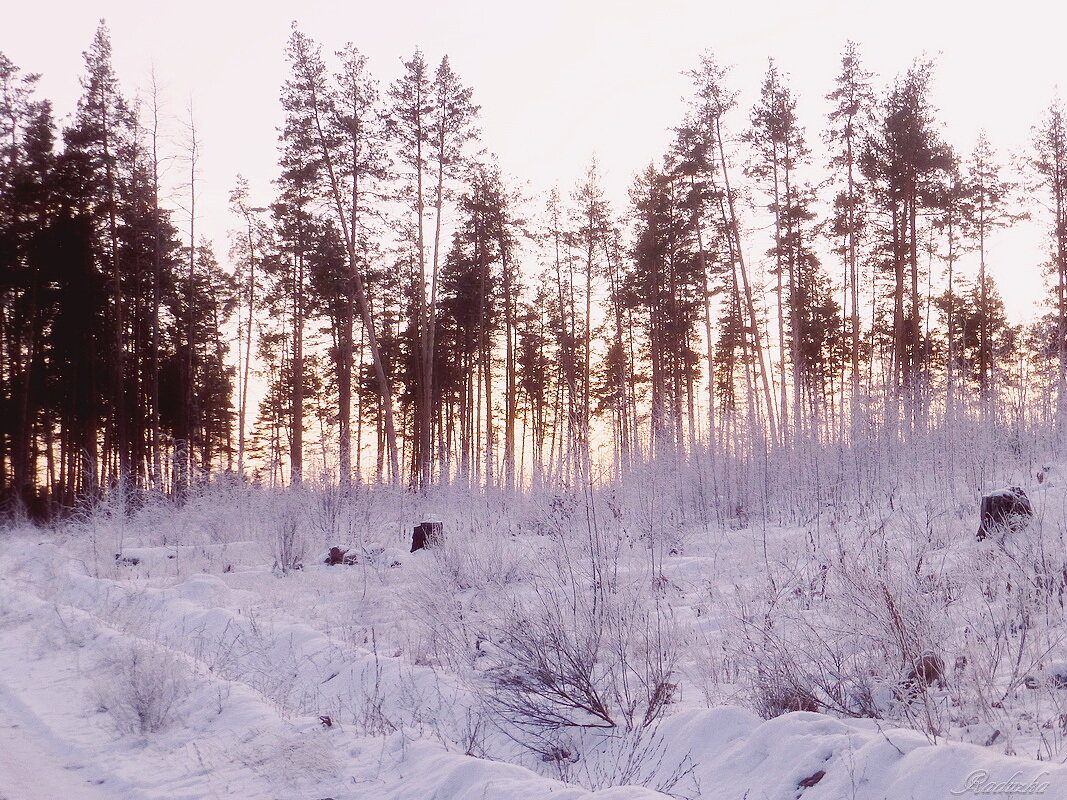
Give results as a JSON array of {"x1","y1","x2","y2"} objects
[
  {"x1": 655, "y1": 708, "x2": 1067, "y2": 799},
  {"x1": 0, "y1": 539, "x2": 672, "y2": 798},
  {"x1": 985, "y1": 487, "x2": 1025, "y2": 498},
  {"x1": 2, "y1": 478, "x2": 1067, "y2": 798},
  {"x1": 0, "y1": 679, "x2": 116, "y2": 800}
]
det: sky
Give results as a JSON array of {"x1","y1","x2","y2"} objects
[{"x1": 5, "y1": 0, "x2": 1066, "y2": 321}]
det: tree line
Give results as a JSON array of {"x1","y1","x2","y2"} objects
[{"x1": 2, "y1": 23, "x2": 1066, "y2": 515}]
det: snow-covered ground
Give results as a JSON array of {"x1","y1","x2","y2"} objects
[
  {"x1": 0, "y1": 679, "x2": 114, "y2": 800},
  {"x1": 2, "y1": 466, "x2": 1067, "y2": 798}
]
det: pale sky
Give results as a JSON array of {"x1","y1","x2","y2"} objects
[{"x1": 5, "y1": 0, "x2": 1066, "y2": 321}]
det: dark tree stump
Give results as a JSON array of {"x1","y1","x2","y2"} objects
[
  {"x1": 324, "y1": 547, "x2": 357, "y2": 565},
  {"x1": 895, "y1": 651, "x2": 946, "y2": 702},
  {"x1": 907, "y1": 651, "x2": 945, "y2": 686},
  {"x1": 977, "y1": 487, "x2": 1033, "y2": 541},
  {"x1": 411, "y1": 521, "x2": 443, "y2": 552}
]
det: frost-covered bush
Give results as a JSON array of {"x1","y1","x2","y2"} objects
[
  {"x1": 267, "y1": 494, "x2": 308, "y2": 574},
  {"x1": 946, "y1": 520, "x2": 1067, "y2": 757},
  {"x1": 727, "y1": 539, "x2": 951, "y2": 734},
  {"x1": 380, "y1": 486, "x2": 684, "y2": 768},
  {"x1": 448, "y1": 484, "x2": 685, "y2": 776},
  {"x1": 429, "y1": 527, "x2": 528, "y2": 593},
  {"x1": 400, "y1": 504, "x2": 533, "y2": 671},
  {"x1": 479, "y1": 576, "x2": 677, "y2": 748},
  {"x1": 722, "y1": 496, "x2": 1067, "y2": 755},
  {"x1": 92, "y1": 641, "x2": 189, "y2": 734}
]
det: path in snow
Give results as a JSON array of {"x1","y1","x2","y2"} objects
[{"x1": 0, "y1": 675, "x2": 114, "y2": 800}]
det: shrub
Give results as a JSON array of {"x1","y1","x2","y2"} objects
[
  {"x1": 270, "y1": 498, "x2": 306, "y2": 575},
  {"x1": 727, "y1": 544, "x2": 950, "y2": 732},
  {"x1": 92, "y1": 641, "x2": 189, "y2": 734},
  {"x1": 480, "y1": 578, "x2": 678, "y2": 745}
]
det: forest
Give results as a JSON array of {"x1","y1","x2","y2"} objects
[
  {"x1": 7, "y1": 18, "x2": 1067, "y2": 798},
  {"x1": 1, "y1": 22, "x2": 1066, "y2": 516}
]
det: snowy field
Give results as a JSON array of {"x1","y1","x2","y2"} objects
[{"x1": 3, "y1": 453, "x2": 1067, "y2": 798}]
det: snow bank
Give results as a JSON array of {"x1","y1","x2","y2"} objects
[
  {"x1": 3, "y1": 534, "x2": 1067, "y2": 799},
  {"x1": 651, "y1": 707, "x2": 1067, "y2": 799}
]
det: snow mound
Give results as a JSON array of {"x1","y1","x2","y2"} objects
[{"x1": 2, "y1": 535, "x2": 1067, "y2": 799}]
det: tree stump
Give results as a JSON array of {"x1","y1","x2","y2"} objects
[
  {"x1": 411, "y1": 521, "x2": 443, "y2": 552},
  {"x1": 976, "y1": 487, "x2": 1033, "y2": 541},
  {"x1": 325, "y1": 547, "x2": 347, "y2": 566},
  {"x1": 896, "y1": 650, "x2": 945, "y2": 700},
  {"x1": 907, "y1": 651, "x2": 945, "y2": 686},
  {"x1": 896, "y1": 652, "x2": 947, "y2": 699}
]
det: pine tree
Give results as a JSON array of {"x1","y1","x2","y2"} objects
[
  {"x1": 117, "y1": 114, "x2": 185, "y2": 490},
  {"x1": 389, "y1": 50, "x2": 479, "y2": 488},
  {"x1": 435, "y1": 165, "x2": 516, "y2": 487},
  {"x1": 572, "y1": 159, "x2": 612, "y2": 474},
  {"x1": 516, "y1": 282, "x2": 554, "y2": 489},
  {"x1": 283, "y1": 27, "x2": 400, "y2": 486},
  {"x1": 1032, "y1": 98, "x2": 1067, "y2": 435},
  {"x1": 161, "y1": 240, "x2": 236, "y2": 477},
  {"x1": 63, "y1": 20, "x2": 136, "y2": 489},
  {"x1": 825, "y1": 42, "x2": 875, "y2": 434},
  {"x1": 627, "y1": 163, "x2": 702, "y2": 460},
  {"x1": 672, "y1": 93, "x2": 731, "y2": 459},
  {"x1": 541, "y1": 188, "x2": 581, "y2": 483},
  {"x1": 229, "y1": 176, "x2": 268, "y2": 478},
  {"x1": 274, "y1": 25, "x2": 329, "y2": 486},
  {"x1": 860, "y1": 60, "x2": 954, "y2": 433},
  {"x1": 0, "y1": 55, "x2": 53, "y2": 513},
  {"x1": 145, "y1": 69, "x2": 166, "y2": 489},
  {"x1": 683, "y1": 52, "x2": 778, "y2": 446},
  {"x1": 957, "y1": 134, "x2": 1022, "y2": 411},
  {"x1": 746, "y1": 61, "x2": 833, "y2": 440},
  {"x1": 331, "y1": 43, "x2": 392, "y2": 488}
]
